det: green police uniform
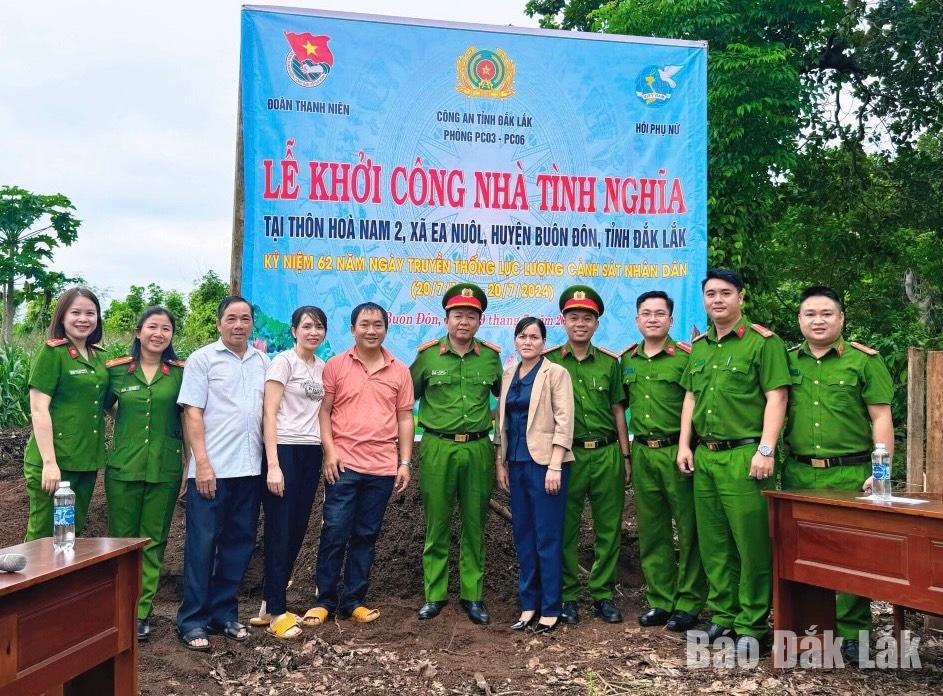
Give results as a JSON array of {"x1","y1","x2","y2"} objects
[
  {"x1": 105, "y1": 356, "x2": 186, "y2": 620},
  {"x1": 681, "y1": 318, "x2": 790, "y2": 637},
  {"x1": 546, "y1": 341, "x2": 625, "y2": 601},
  {"x1": 783, "y1": 338, "x2": 893, "y2": 638},
  {"x1": 411, "y1": 283, "x2": 503, "y2": 603},
  {"x1": 23, "y1": 339, "x2": 108, "y2": 540},
  {"x1": 621, "y1": 336, "x2": 706, "y2": 616}
]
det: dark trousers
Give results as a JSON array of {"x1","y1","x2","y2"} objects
[
  {"x1": 262, "y1": 444, "x2": 322, "y2": 615},
  {"x1": 177, "y1": 475, "x2": 262, "y2": 634},
  {"x1": 314, "y1": 467, "x2": 394, "y2": 615},
  {"x1": 509, "y1": 459, "x2": 569, "y2": 617}
]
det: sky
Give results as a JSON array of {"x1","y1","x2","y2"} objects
[{"x1": 0, "y1": 1, "x2": 537, "y2": 305}]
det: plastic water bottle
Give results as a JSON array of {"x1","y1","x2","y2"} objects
[
  {"x1": 53, "y1": 481, "x2": 76, "y2": 551},
  {"x1": 871, "y1": 443, "x2": 891, "y2": 501}
]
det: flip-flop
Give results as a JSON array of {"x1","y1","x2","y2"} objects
[
  {"x1": 207, "y1": 620, "x2": 250, "y2": 642},
  {"x1": 348, "y1": 606, "x2": 380, "y2": 623},
  {"x1": 177, "y1": 626, "x2": 211, "y2": 652},
  {"x1": 249, "y1": 613, "x2": 272, "y2": 627},
  {"x1": 266, "y1": 613, "x2": 302, "y2": 640},
  {"x1": 302, "y1": 607, "x2": 329, "y2": 627}
]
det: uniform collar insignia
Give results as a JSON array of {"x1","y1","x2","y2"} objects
[
  {"x1": 128, "y1": 361, "x2": 137, "y2": 374},
  {"x1": 68, "y1": 345, "x2": 79, "y2": 359},
  {"x1": 735, "y1": 323, "x2": 746, "y2": 339},
  {"x1": 834, "y1": 339, "x2": 845, "y2": 356},
  {"x1": 161, "y1": 363, "x2": 170, "y2": 376}
]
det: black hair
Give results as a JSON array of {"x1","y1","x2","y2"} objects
[
  {"x1": 514, "y1": 316, "x2": 546, "y2": 340},
  {"x1": 799, "y1": 285, "x2": 844, "y2": 311},
  {"x1": 291, "y1": 305, "x2": 328, "y2": 332},
  {"x1": 701, "y1": 268, "x2": 744, "y2": 292},
  {"x1": 131, "y1": 306, "x2": 178, "y2": 362},
  {"x1": 350, "y1": 302, "x2": 389, "y2": 328},
  {"x1": 636, "y1": 290, "x2": 674, "y2": 315},
  {"x1": 49, "y1": 287, "x2": 103, "y2": 345},
  {"x1": 217, "y1": 295, "x2": 254, "y2": 320}
]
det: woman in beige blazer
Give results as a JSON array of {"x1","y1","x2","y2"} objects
[{"x1": 496, "y1": 317, "x2": 574, "y2": 634}]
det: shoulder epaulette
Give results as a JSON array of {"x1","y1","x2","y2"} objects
[
  {"x1": 542, "y1": 344, "x2": 564, "y2": 356},
  {"x1": 45, "y1": 338, "x2": 68, "y2": 347},
  {"x1": 788, "y1": 343, "x2": 801, "y2": 352},
  {"x1": 597, "y1": 346, "x2": 620, "y2": 360},
  {"x1": 479, "y1": 340, "x2": 501, "y2": 353},
  {"x1": 620, "y1": 342, "x2": 638, "y2": 357},
  {"x1": 676, "y1": 341, "x2": 692, "y2": 354},
  {"x1": 417, "y1": 339, "x2": 439, "y2": 353},
  {"x1": 91, "y1": 343, "x2": 104, "y2": 351},
  {"x1": 106, "y1": 356, "x2": 133, "y2": 368},
  {"x1": 750, "y1": 323, "x2": 775, "y2": 338},
  {"x1": 693, "y1": 332, "x2": 708, "y2": 342},
  {"x1": 849, "y1": 341, "x2": 879, "y2": 356},
  {"x1": 167, "y1": 359, "x2": 186, "y2": 368}
]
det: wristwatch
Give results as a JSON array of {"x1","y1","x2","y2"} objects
[
  {"x1": 757, "y1": 444, "x2": 774, "y2": 457},
  {"x1": 399, "y1": 460, "x2": 410, "y2": 467}
]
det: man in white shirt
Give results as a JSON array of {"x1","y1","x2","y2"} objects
[{"x1": 176, "y1": 296, "x2": 269, "y2": 650}]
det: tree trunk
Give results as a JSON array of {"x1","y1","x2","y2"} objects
[{"x1": 3, "y1": 278, "x2": 13, "y2": 343}]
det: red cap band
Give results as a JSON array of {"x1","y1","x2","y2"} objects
[
  {"x1": 445, "y1": 295, "x2": 483, "y2": 310},
  {"x1": 562, "y1": 298, "x2": 600, "y2": 314}
]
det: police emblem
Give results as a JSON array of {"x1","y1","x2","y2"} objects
[
  {"x1": 284, "y1": 31, "x2": 334, "y2": 88},
  {"x1": 455, "y1": 47, "x2": 516, "y2": 99},
  {"x1": 634, "y1": 64, "x2": 681, "y2": 106}
]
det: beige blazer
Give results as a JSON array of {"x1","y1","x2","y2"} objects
[{"x1": 496, "y1": 358, "x2": 575, "y2": 465}]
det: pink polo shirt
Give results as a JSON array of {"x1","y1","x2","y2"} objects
[{"x1": 322, "y1": 347, "x2": 414, "y2": 476}]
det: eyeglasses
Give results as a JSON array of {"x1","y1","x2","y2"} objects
[{"x1": 638, "y1": 311, "x2": 670, "y2": 320}]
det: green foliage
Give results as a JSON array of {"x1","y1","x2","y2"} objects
[
  {"x1": 0, "y1": 343, "x2": 31, "y2": 429},
  {"x1": 183, "y1": 271, "x2": 228, "y2": 344}
]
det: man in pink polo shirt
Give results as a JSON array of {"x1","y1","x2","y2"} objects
[{"x1": 306, "y1": 302, "x2": 414, "y2": 625}]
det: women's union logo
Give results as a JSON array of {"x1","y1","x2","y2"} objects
[
  {"x1": 284, "y1": 31, "x2": 334, "y2": 88},
  {"x1": 635, "y1": 64, "x2": 681, "y2": 106}
]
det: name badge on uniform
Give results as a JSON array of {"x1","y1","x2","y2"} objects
[
  {"x1": 789, "y1": 368, "x2": 800, "y2": 376},
  {"x1": 68, "y1": 368, "x2": 90, "y2": 375},
  {"x1": 119, "y1": 385, "x2": 143, "y2": 393},
  {"x1": 624, "y1": 367, "x2": 636, "y2": 374},
  {"x1": 431, "y1": 369, "x2": 447, "y2": 376}
]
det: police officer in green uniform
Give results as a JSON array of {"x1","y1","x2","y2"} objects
[
  {"x1": 545, "y1": 285, "x2": 629, "y2": 624},
  {"x1": 622, "y1": 290, "x2": 706, "y2": 632},
  {"x1": 411, "y1": 283, "x2": 503, "y2": 625},
  {"x1": 24, "y1": 288, "x2": 107, "y2": 541},
  {"x1": 676, "y1": 269, "x2": 790, "y2": 655},
  {"x1": 106, "y1": 307, "x2": 187, "y2": 641},
  {"x1": 783, "y1": 286, "x2": 894, "y2": 664}
]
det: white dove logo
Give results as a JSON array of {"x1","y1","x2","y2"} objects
[{"x1": 658, "y1": 65, "x2": 682, "y2": 88}]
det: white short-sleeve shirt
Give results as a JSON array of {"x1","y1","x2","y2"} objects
[{"x1": 266, "y1": 349, "x2": 325, "y2": 445}]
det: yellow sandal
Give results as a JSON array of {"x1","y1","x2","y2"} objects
[
  {"x1": 266, "y1": 612, "x2": 302, "y2": 640},
  {"x1": 349, "y1": 606, "x2": 380, "y2": 623},
  {"x1": 302, "y1": 607, "x2": 329, "y2": 627}
]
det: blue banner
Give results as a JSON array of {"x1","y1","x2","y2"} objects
[{"x1": 239, "y1": 6, "x2": 707, "y2": 362}]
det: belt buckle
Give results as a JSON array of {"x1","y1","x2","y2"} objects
[
  {"x1": 705, "y1": 441, "x2": 719, "y2": 451},
  {"x1": 455, "y1": 433, "x2": 470, "y2": 443},
  {"x1": 584, "y1": 440, "x2": 598, "y2": 449},
  {"x1": 810, "y1": 457, "x2": 828, "y2": 469},
  {"x1": 648, "y1": 439, "x2": 662, "y2": 449}
]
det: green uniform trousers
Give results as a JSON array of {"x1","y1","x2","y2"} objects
[
  {"x1": 419, "y1": 435, "x2": 494, "y2": 601},
  {"x1": 782, "y1": 457, "x2": 871, "y2": 638},
  {"x1": 24, "y1": 467, "x2": 97, "y2": 541},
  {"x1": 633, "y1": 441, "x2": 707, "y2": 614},
  {"x1": 693, "y1": 445, "x2": 772, "y2": 637},
  {"x1": 106, "y1": 476, "x2": 180, "y2": 619},
  {"x1": 562, "y1": 443, "x2": 625, "y2": 601}
]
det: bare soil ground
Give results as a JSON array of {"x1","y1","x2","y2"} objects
[{"x1": 2, "y1": 428, "x2": 942, "y2": 695}]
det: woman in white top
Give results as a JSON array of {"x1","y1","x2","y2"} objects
[{"x1": 255, "y1": 305, "x2": 327, "y2": 639}]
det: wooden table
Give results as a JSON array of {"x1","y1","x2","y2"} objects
[
  {"x1": 0, "y1": 537, "x2": 146, "y2": 696},
  {"x1": 765, "y1": 489, "x2": 943, "y2": 664}
]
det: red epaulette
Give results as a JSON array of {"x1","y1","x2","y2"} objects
[
  {"x1": 167, "y1": 359, "x2": 186, "y2": 368},
  {"x1": 750, "y1": 323, "x2": 775, "y2": 338},
  {"x1": 45, "y1": 338, "x2": 68, "y2": 347},
  {"x1": 676, "y1": 341, "x2": 692, "y2": 354},
  {"x1": 693, "y1": 332, "x2": 708, "y2": 342},
  {"x1": 597, "y1": 346, "x2": 620, "y2": 360},
  {"x1": 417, "y1": 339, "x2": 439, "y2": 353},
  {"x1": 479, "y1": 340, "x2": 501, "y2": 353},
  {"x1": 105, "y1": 356, "x2": 133, "y2": 368},
  {"x1": 620, "y1": 342, "x2": 638, "y2": 357},
  {"x1": 542, "y1": 344, "x2": 563, "y2": 356},
  {"x1": 849, "y1": 341, "x2": 879, "y2": 356}
]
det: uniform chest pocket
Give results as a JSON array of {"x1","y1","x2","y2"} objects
[
  {"x1": 720, "y1": 361, "x2": 752, "y2": 393},
  {"x1": 622, "y1": 371, "x2": 637, "y2": 390},
  {"x1": 825, "y1": 373, "x2": 859, "y2": 407},
  {"x1": 428, "y1": 373, "x2": 451, "y2": 388},
  {"x1": 651, "y1": 370, "x2": 684, "y2": 399}
]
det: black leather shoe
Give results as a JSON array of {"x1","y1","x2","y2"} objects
[
  {"x1": 560, "y1": 601, "x2": 579, "y2": 625},
  {"x1": 460, "y1": 599, "x2": 490, "y2": 625},
  {"x1": 735, "y1": 633, "x2": 771, "y2": 660},
  {"x1": 592, "y1": 599, "x2": 623, "y2": 623},
  {"x1": 511, "y1": 615, "x2": 537, "y2": 631},
  {"x1": 137, "y1": 618, "x2": 151, "y2": 642},
  {"x1": 533, "y1": 618, "x2": 559, "y2": 635},
  {"x1": 840, "y1": 638, "x2": 864, "y2": 666},
  {"x1": 707, "y1": 622, "x2": 735, "y2": 642},
  {"x1": 666, "y1": 610, "x2": 699, "y2": 632},
  {"x1": 417, "y1": 600, "x2": 448, "y2": 620},
  {"x1": 638, "y1": 607, "x2": 671, "y2": 627}
]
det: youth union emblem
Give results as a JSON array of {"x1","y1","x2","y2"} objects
[
  {"x1": 455, "y1": 47, "x2": 516, "y2": 99},
  {"x1": 284, "y1": 31, "x2": 334, "y2": 88}
]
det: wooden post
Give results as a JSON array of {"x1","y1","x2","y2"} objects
[
  {"x1": 927, "y1": 352, "x2": 943, "y2": 494},
  {"x1": 229, "y1": 81, "x2": 245, "y2": 295},
  {"x1": 907, "y1": 347, "x2": 927, "y2": 492}
]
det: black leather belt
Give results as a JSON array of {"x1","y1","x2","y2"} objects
[
  {"x1": 635, "y1": 433, "x2": 680, "y2": 449},
  {"x1": 699, "y1": 437, "x2": 761, "y2": 452},
  {"x1": 422, "y1": 427, "x2": 490, "y2": 443},
  {"x1": 794, "y1": 451, "x2": 872, "y2": 468},
  {"x1": 573, "y1": 435, "x2": 617, "y2": 449}
]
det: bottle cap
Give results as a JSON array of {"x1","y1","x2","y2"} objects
[
  {"x1": 58, "y1": 481, "x2": 70, "y2": 488},
  {"x1": 874, "y1": 443, "x2": 886, "y2": 449}
]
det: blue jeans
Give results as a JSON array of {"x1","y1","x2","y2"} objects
[
  {"x1": 314, "y1": 467, "x2": 394, "y2": 615},
  {"x1": 262, "y1": 444, "x2": 322, "y2": 615},
  {"x1": 509, "y1": 459, "x2": 569, "y2": 616},
  {"x1": 177, "y1": 475, "x2": 262, "y2": 634}
]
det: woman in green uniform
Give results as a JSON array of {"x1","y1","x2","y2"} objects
[
  {"x1": 105, "y1": 306, "x2": 186, "y2": 642},
  {"x1": 24, "y1": 287, "x2": 107, "y2": 541}
]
